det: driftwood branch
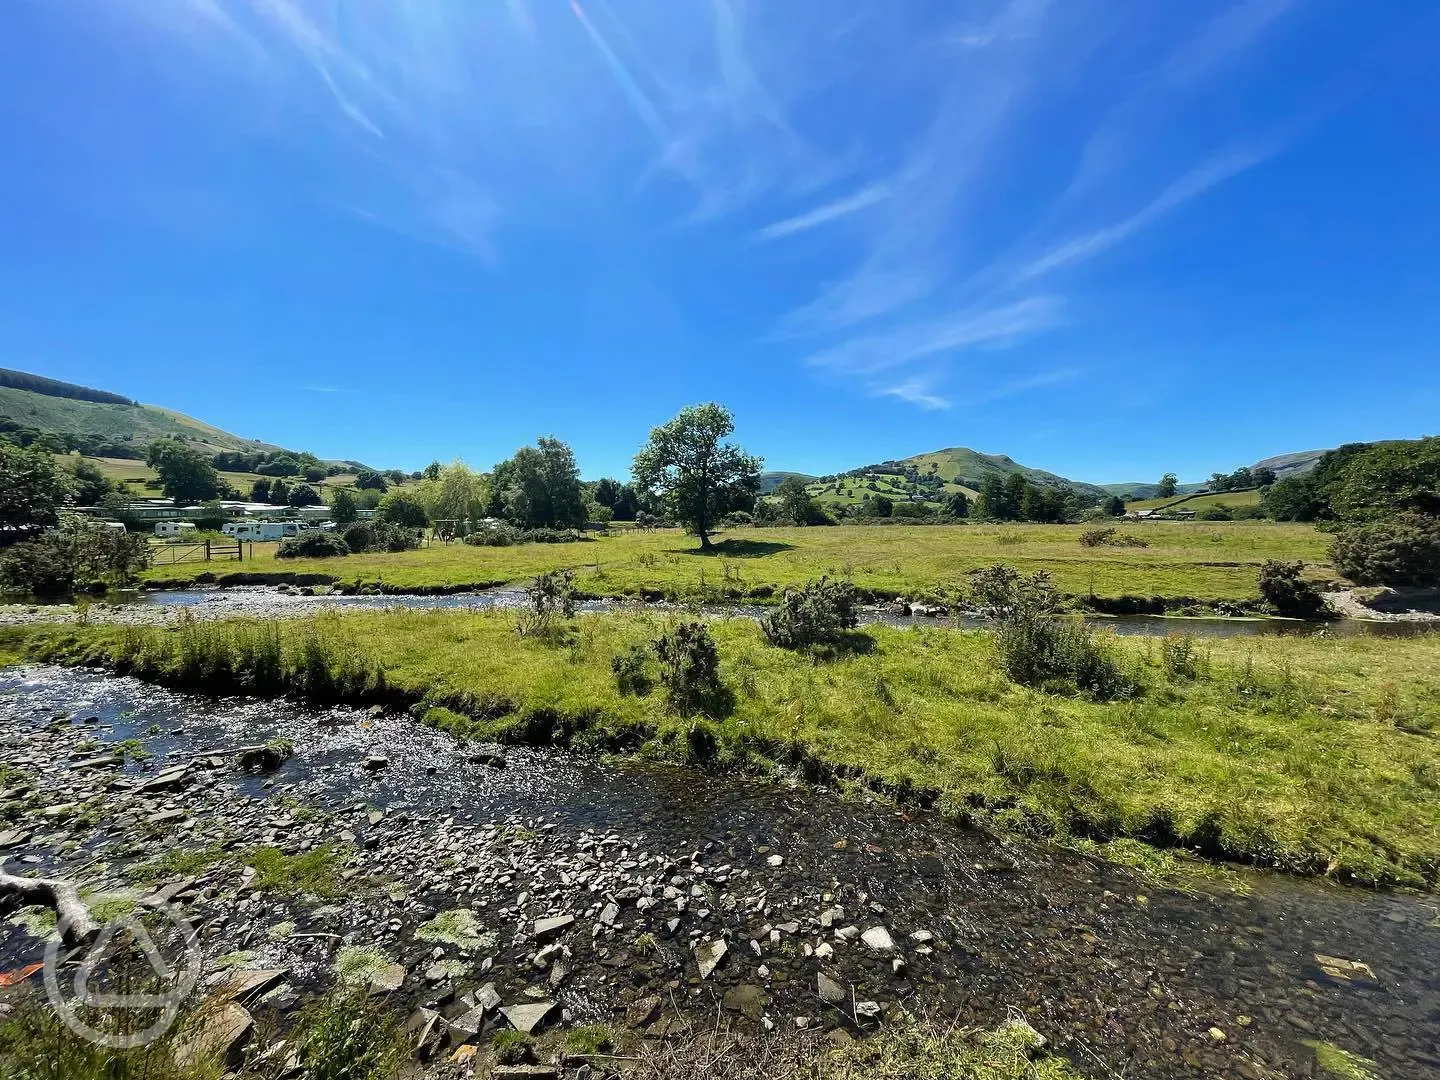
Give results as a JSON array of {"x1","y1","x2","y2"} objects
[{"x1": 0, "y1": 858, "x2": 101, "y2": 946}]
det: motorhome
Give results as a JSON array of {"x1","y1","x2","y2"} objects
[
  {"x1": 154, "y1": 521, "x2": 197, "y2": 539},
  {"x1": 222, "y1": 521, "x2": 315, "y2": 541}
]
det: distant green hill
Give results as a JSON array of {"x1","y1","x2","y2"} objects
[
  {"x1": 0, "y1": 383, "x2": 280, "y2": 456},
  {"x1": 1252, "y1": 449, "x2": 1329, "y2": 478},
  {"x1": 803, "y1": 446, "x2": 1113, "y2": 508},
  {"x1": 758, "y1": 471, "x2": 818, "y2": 494}
]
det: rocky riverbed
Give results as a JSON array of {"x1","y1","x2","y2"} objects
[{"x1": 1, "y1": 666, "x2": 1438, "y2": 1078}]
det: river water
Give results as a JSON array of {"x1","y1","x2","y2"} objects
[
  {"x1": 2, "y1": 667, "x2": 1437, "y2": 1077},
  {"x1": 68, "y1": 586, "x2": 1440, "y2": 638}
]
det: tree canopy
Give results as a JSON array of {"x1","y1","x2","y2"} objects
[
  {"x1": 632, "y1": 403, "x2": 760, "y2": 549},
  {"x1": 490, "y1": 438, "x2": 586, "y2": 528},
  {"x1": 146, "y1": 438, "x2": 222, "y2": 505},
  {"x1": 0, "y1": 442, "x2": 72, "y2": 543}
]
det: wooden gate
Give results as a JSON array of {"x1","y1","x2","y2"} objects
[{"x1": 149, "y1": 541, "x2": 243, "y2": 565}]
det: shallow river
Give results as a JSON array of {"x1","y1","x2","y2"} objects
[
  {"x1": 2, "y1": 667, "x2": 1437, "y2": 1077},
  {"x1": 95, "y1": 586, "x2": 1440, "y2": 637}
]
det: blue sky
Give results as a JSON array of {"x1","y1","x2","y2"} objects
[{"x1": 2, "y1": 1, "x2": 1437, "y2": 483}]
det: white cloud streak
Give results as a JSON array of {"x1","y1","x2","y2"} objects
[
  {"x1": 755, "y1": 184, "x2": 891, "y2": 240},
  {"x1": 1014, "y1": 144, "x2": 1282, "y2": 282},
  {"x1": 879, "y1": 378, "x2": 952, "y2": 410}
]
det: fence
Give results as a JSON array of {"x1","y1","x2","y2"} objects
[{"x1": 149, "y1": 540, "x2": 245, "y2": 565}]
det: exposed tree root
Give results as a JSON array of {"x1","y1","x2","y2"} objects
[{"x1": 0, "y1": 858, "x2": 101, "y2": 946}]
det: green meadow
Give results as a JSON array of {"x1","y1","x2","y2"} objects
[{"x1": 141, "y1": 521, "x2": 1333, "y2": 603}]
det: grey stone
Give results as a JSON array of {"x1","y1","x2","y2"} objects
[
  {"x1": 501, "y1": 1000, "x2": 556, "y2": 1034},
  {"x1": 533, "y1": 915, "x2": 575, "y2": 941},
  {"x1": 694, "y1": 938, "x2": 727, "y2": 979},
  {"x1": 817, "y1": 972, "x2": 846, "y2": 1006},
  {"x1": 861, "y1": 926, "x2": 895, "y2": 952}
]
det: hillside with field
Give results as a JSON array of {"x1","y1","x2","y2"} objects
[
  {"x1": 0, "y1": 381, "x2": 281, "y2": 457},
  {"x1": 804, "y1": 446, "x2": 1113, "y2": 510}
]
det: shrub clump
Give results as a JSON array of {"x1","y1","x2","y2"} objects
[
  {"x1": 760, "y1": 576, "x2": 860, "y2": 649},
  {"x1": 1329, "y1": 515, "x2": 1440, "y2": 587},
  {"x1": 1159, "y1": 633, "x2": 1201, "y2": 680},
  {"x1": 0, "y1": 519, "x2": 152, "y2": 596},
  {"x1": 1257, "y1": 559, "x2": 1329, "y2": 618},
  {"x1": 654, "y1": 620, "x2": 728, "y2": 715},
  {"x1": 464, "y1": 524, "x2": 587, "y2": 546},
  {"x1": 968, "y1": 565, "x2": 1134, "y2": 699},
  {"x1": 1078, "y1": 527, "x2": 1148, "y2": 548},
  {"x1": 276, "y1": 531, "x2": 350, "y2": 559},
  {"x1": 611, "y1": 643, "x2": 653, "y2": 696},
  {"x1": 340, "y1": 522, "x2": 422, "y2": 554},
  {"x1": 515, "y1": 570, "x2": 577, "y2": 639}
]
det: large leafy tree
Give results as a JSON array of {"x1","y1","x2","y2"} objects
[
  {"x1": 1327, "y1": 437, "x2": 1440, "y2": 522},
  {"x1": 417, "y1": 462, "x2": 489, "y2": 525},
  {"x1": 775, "y1": 476, "x2": 814, "y2": 526},
  {"x1": 632, "y1": 404, "x2": 761, "y2": 550},
  {"x1": 0, "y1": 442, "x2": 72, "y2": 543},
  {"x1": 330, "y1": 487, "x2": 359, "y2": 525},
  {"x1": 1156, "y1": 473, "x2": 1179, "y2": 499},
  {"x1": 147, "y1": 438, "x2": 221, "y2": 505},
  {"x1": 70, "y1": 459, "x2": 114, "y2": 505},
  {"x1": 376, "y1": 490, "x2": 428, "y2": 527},
  {"x1": 490, "y1": 438, "x2": 586, "y2": 528}
]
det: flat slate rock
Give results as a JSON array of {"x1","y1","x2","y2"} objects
[
  {"x1": 532, "y1": 915, "x2": 574, "y2": 941},
  {"x1": 817, "y1": 972, "x2": 847, "y2": 1005},
  {"x1": 501, "y1": 1000, "x2": 556, "y2": 1034},
  {"x1": 222, "y1": 968, "x2": 289, "y2": 1004},
  {"x1": 175, "y1": 1001, "x2": 252, "y2": 1068},
  {"x1": 694, "y1": 938, "x2": 727, "y2": 979}
]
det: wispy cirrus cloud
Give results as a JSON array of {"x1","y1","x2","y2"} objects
[
  {"x1": 80, "y1": 0, "x2": 1348, "y2": 412},
  {"x1": 765, "y1": 0, "x2": 1321, "y2": 409},
  {"x1": 755, "y1": 184, "x2": 891, "y2": 241},
  {"x1": 879, "y1": 377, "x2": 951, "y2": 411},
  {"x1": 1014, "y1": 143, "x2": 1283, "y2": 282}
]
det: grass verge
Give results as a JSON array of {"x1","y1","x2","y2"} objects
[
  {"x1": 139, "y1": 522, "x2": 1331, "y2": 605},
  {"x1": 5, "y1": 607, "x2": 1438, "y2": 888}
]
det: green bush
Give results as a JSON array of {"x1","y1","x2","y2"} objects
[
  {"x1": 611, "y1": 643, "x2": 653, "y2": 695},
  {"x1": 1330, "y1": 516, "x2": 1440, "y2": 586},
  {"x1": 654, "y1": 620, "x2": 729, "y2": 715},
  {"x1": 1160, "y1": 634, "x2": 1201, "y2": 680},
  {"x1": 464, "y1": 524, "x2": 586, "y2": 546},
  {"x1": 760, "y1": 576, "x2": 860, "y2": 649},
  {"x1": 341, "y1": 522, "x2": 421, "y2": 554},
  {"x1": 968, "y1": 565, "x2": 1134, "y2": 699},
  {"x1": 276, "y1": 531, "x2": 350, "y2": 559},
  {"x1": 515, "y1": 570, "x2": 577, "y2": 639},
  {"x1": 0, "y1": 519, "x2": 152, "y2": 596},
  {"x1": 1258, "y1": 560, "x2": 1328, "y2": 618}
]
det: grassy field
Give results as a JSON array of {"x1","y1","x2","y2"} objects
[
  {"x1": 1127, "y1": 489, "x2": 1264, "y2": 513},
  {"x1": 79, "y1": 456, "x2": 369, "y2": 496},
  {"x1": 7, "y1": 609, "x2": 1436, "y2": 886},
  {"x1": 140, "y1": 522, "x2": 1334, "y2": 603}
]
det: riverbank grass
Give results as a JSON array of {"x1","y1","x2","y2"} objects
[
  {"x1": 138, "y1": 522, "x2": 1331, "y2": 604},
  {"x1": 7, "y1": 607, "x2": 1438, "y2": 887}
]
